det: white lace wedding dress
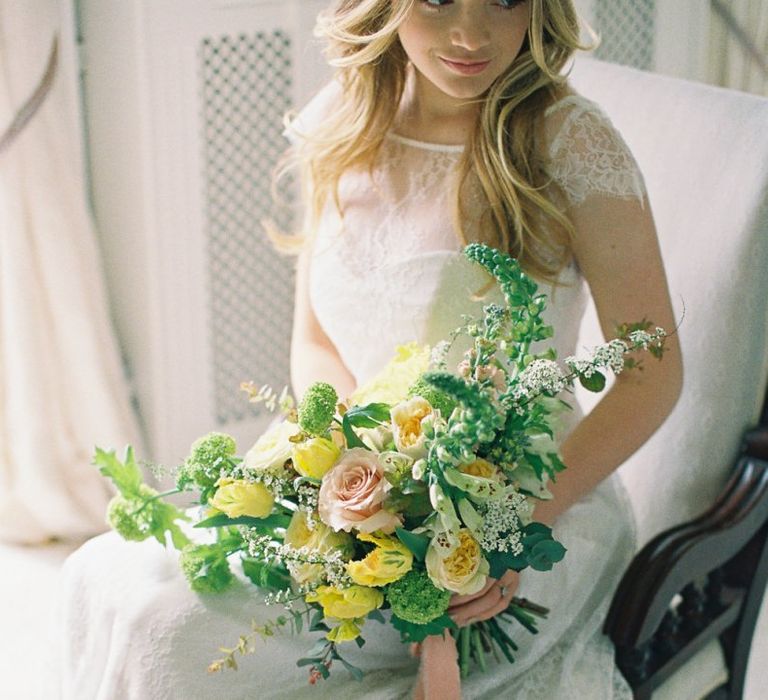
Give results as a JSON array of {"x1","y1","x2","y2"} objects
[{"x1": 57, "y1": 84, "x2": 647, "y2": 700}]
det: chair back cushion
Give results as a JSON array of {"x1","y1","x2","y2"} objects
[{"x1": 569, "y1": 58, "x2": 768, "y2": 545}]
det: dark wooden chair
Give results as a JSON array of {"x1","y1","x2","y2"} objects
[{"x1": 606, "y1": 388, "x2": 768, "y2": 699}]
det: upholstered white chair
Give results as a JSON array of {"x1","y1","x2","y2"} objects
[{"x1": 569, "y1": 58, "x2": 768, "y2": 699}]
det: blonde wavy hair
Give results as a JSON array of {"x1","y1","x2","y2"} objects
[{"x1": 273, "y1": 0, "x2": 589, "y2": 282}]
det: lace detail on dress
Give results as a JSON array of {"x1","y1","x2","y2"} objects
[{"x1": 546, "y1": 96, "x2": 646, "y2": 206}]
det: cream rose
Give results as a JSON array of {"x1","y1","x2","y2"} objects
[
  {"x1": 390, "y1": 396, "x2": 433, "y2": 458},
  {"x1": 318, "y1": 448, "x2": 401, "y2": 534},
  {"x1": 426, "y1": 528, "x2": 489, "y2": 595},
  {"x1": 243, "y1": 420, "x2": 300, "y2": 474}
]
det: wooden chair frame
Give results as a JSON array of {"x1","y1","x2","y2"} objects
[{"x1": 606, "y1": 386, "x2": 768, "y2": 699}]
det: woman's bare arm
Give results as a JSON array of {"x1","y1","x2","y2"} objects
[
  {"x1": 534, "y1": 194, "x2": 683, "y2": 526},
  {"x1": 290, "y1": 245, "x2": 357, "y2": 401}
]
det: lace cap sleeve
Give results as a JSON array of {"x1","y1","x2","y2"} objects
[
  {"x1": 544, "y1": 95, "x2": 646, "y2": 207},
  {"x1": 283, "y1": 80, "x2": 343, "y2": 145}
]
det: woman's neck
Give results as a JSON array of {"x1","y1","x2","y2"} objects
[{"x1": 393, "y1": 67, "x2": 479, "y2": 146}]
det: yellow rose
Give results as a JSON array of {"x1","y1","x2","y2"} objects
[
  {"x1": 391, "y1": 396, "x2": 433, "y2": 458},
  {"x1": 292, "y1": 437, "x2": 340, "y2": 480},
  {"x1": 347, "y1": 532, "x2": 413, "y2": 587},
  {"x1": 426, "y1": 528, "x2": 489, "y2": 595},
  {"x1": 306, "y1": 585, "x2": 383, "y2": 619},
  {"x1": 209, "y1": 479, "x2": 274, "y2": 518},
  {"x1": 326, "y1": 618, "x2": 363, "y2": 643},
  {"x1": 460, "y1": 458, "x2": 502, "y2": 481},
  {"x1": 243, "y1": 420, "x2": 300, "y2": 474},
  {"x1": 284, "y1": 511, "x2": 354, "y2": 585},
  {"x1": 351, "y1": 343, "x2": 431, "y2": 406}
]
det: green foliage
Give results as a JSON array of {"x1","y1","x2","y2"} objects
[
  {"x1": 95, "y1": 446, "x2": 143, "y2": 496},
  {"x1": 298, "y1": 382, "x2": 338, "y2": 436},
  {"x1": 179, "y1": 543, "x2": 236, "y2": 593},
  {"x1": 387, "y1": 569, "x2": 451, "y2": 625},
  {"x1": 97, "y1": 447, "x2": 190, "y2": 549},
  {"x1": 390, "y1": 612, "x2": 456, "y2": 643},
  {"x1": 195, "y1": 512, "x2": 292, "y2": 530},
  {"x1": 241, "y1": 557, "x2": 292, "y2": 591},
  {"x1": 177, "y1": 432, "x2": 237, "y2": 492},
  {"x1": 407, "y1": 376, "x2": 458, "y2": 418},
  {"x1": 340, "y1": 402, "x2": 391, "y2": 450},
  {"x1": 394, "y1": 528, "x2": 430, "y2": 562},
  {"x1": 579, "y1": 371, "x2": 606, "y2": 393}
]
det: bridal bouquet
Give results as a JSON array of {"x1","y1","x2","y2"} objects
[{"x1": 95, "y1": 243, "x2": 666, "y2": 684}]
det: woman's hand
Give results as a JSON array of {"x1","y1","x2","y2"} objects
[
  {"x1": 410, "y1": 571, "x2": 519, "y2": 699},
  {"x1": 448, "y1": 569, "x2": 519, "y2": 627}
]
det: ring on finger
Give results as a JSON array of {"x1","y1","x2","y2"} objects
[{"x1": 499, "y1": 585, "x2": 508, "y2": 598}]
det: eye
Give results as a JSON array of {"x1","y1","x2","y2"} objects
[
  {"x1": 495, "y1": 0, "x2": 525, "y2": 8},
  {"x1": 419, "y1": 0, "x2": 452, "y2": 10}
]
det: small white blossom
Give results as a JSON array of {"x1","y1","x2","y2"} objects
[{"x1": 517, "y1": 359, "x2": 566, "y2": 396}]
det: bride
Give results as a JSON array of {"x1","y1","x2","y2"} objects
[{"x1": 58, "y1": 1, "x2": 682, "y2": 698}]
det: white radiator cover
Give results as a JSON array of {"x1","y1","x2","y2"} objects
[{"x1": 78, "y1": 0, "x2": 330, "y2": 467}]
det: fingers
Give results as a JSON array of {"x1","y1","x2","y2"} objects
[
  {"x1": 449, "y1": 571, "x2": 520, "y2": 627},
  {"x1": 448, "y1": 577, "x2": 495, "y2": 609},
  {"x1": 410, "y1": 642, "x2": 421, "y2": 658}
]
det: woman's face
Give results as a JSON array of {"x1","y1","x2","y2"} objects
[{"x1": 397, "y1": 0, "x2": 531, "y2": 102}]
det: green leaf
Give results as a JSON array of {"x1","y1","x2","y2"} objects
[
  {"x1": 195, "y1": 512, "x2": 291, "y2": 529},
  {"x1": 337, "y1": 655, "x2": 364, "y2": 682},
  {"x1": 93, "y1": 446, "x2": 143, "y2": 496},
  {"x1": 395, "y1": 527, "x2": 430, "y2": 561},
  {"x1": 391, "y1": 613, "x2": 457, "y2": 643},
  {"x1": 345, "y1": 403, "x2": 391, "y2": 427},
  {"x1": 296, "y1": 657, "x2": 322, "y2": 668},
  {"x1": 240, "y1": 557, "x2": 292, "y2": 590},
  {"x1": 367, "y1": 609, "x2": 386, "y2": 624},
  {"x1": 341, "y1": 415, "x2": 366, "y2": 449},
  {"x1": 488, "y1": 550, "x2": 528, "y2": 579},
  {"x1": 579, "y1": 371, "x2": 606, "y2": 392}
]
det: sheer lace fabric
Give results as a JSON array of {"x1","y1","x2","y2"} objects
[{"x1": 56, "y1": 85, "x2": 646, "y2": 699}]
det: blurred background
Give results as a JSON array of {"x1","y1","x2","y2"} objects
[{"x1": 0, "y1": 0, "x2": 767, "y2": 697}]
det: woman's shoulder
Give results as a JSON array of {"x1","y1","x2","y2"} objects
[
  {"x1": 284, "y1": 80, "x2": 343, "y2": 145},
  {"x1": 540, "y1": 87, "x2": 646, "y2": 206}
]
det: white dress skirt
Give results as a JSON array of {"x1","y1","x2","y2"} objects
[{"x1": 57, "y1": 86, "x2": 649, "y2": 699}]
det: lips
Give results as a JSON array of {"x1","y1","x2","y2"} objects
[{"x1": 439, "y1": 57, "x2": 492, "y2": 76}]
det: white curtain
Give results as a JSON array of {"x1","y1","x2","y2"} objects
[
  {"x1": 0, "y1": 0, "x2": 142, "y2": 544},
  {"x1": 710, "y1": 0, "x2": 768, "y2": 96}
]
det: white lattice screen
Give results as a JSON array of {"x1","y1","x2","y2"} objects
[
  {"x1": 200, "y1": 30, "x2": 296, "y2": 424},
  {"x1": 79, "y1": 0, "x2": 329, "y2": 466},
  {"x1": 592, "y1": 0, "x2": 657, "y2": 71}
]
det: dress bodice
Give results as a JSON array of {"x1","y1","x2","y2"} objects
[{"x1": 289, "y1": 82, "x2": 646, "y2": 391}]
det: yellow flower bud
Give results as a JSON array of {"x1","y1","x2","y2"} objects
[
  {"x1": 326, "y1": 618, "x2": 363, "y2": 643},
  {"x1": 291, "y1": 437, "x2": 340, "y2": 480},
  {"x1": 346, "y1": 532, "x2": 413, "y2": 587},
  {"x1": 209, "y1": 479, "x2": 274, "y2": 518},
  {"x1": 306, "y1": 585, "x2": 383, "y2": 620}
]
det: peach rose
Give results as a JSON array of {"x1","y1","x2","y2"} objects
[{"x1": 318, "y1": 448, "x2": 401, "y2": 534}]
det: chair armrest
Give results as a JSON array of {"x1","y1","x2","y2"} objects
[{"x1": 604, "y1": 448, "x2": 768, "y2": 700}]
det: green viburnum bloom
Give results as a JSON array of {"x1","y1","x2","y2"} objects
[
  {"x1": 179, "y1": 543, "x2": 235, "y2": 593},
  {"x1": 387, "y1": 569, "x2": 451, "y2": 624},
  {"x1": 297, "y1": 382, "x2": 338, "y2": 436},
  {"x1": 106, "y1": 483, "x2": 158, "y2": 542},
  {"x1": 177, "y1": 432, "x2": 237, "y2": 491},
  {"x1": 407, "y1": 376, "x2": 458, "y2": 419}
]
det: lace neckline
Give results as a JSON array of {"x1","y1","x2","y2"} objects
[
  {"x1": 386, "y1": 132, "x2": 465, "y2": 153},
  {"x1": 385, "y1": 94, "x2": 595, "y2": 154}
]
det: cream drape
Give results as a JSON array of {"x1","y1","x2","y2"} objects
[
  {"x1": 710, "y1": 0, "x2": 768, "y2": 96},
  {"x1": 0, "y1": 0, "x2": 141, "y2": 544}
]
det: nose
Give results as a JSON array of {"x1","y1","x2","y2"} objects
[{"x1": 449, "y1": 10, "x2": 491, "y2": 52}]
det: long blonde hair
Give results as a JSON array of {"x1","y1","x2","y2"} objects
[{"x1": 275, "y1": 0, "x2": 588, "y2": 282}]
